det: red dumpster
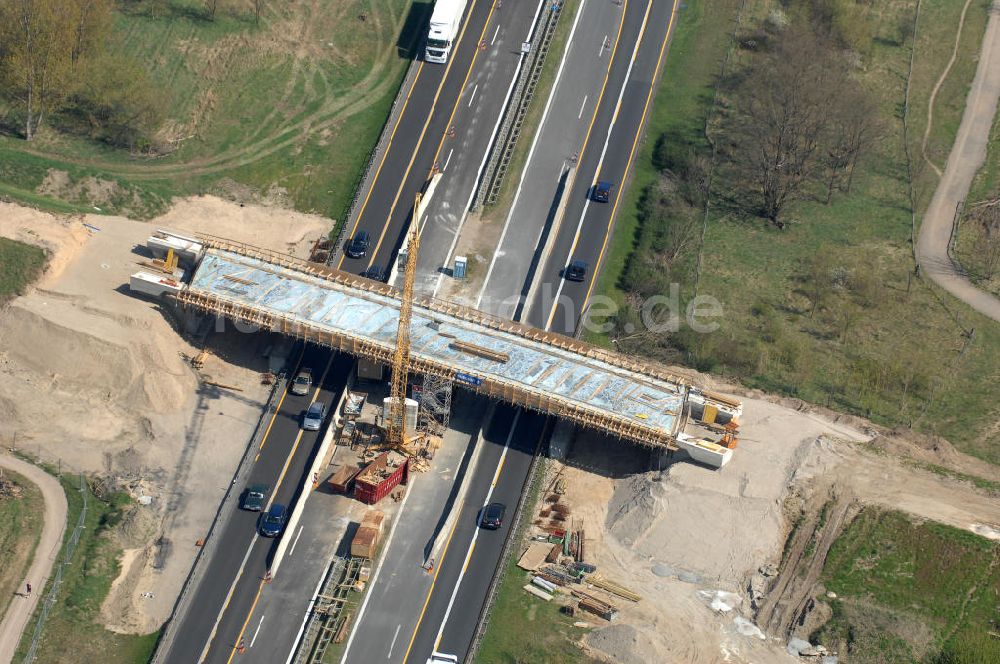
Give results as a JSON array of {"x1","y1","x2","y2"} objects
[{"x1": 354, "y1": 452, "x2": 409, "y2": 505}]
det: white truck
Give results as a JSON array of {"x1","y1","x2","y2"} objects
[{"x1": 425, "y1": 0, "x2": 468, "y2": 63}]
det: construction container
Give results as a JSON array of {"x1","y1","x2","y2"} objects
[
  {"x1": 361, "y1": 510, "x2": 386, "y2": 535},
  {"x1": 343, "y1": 392, "x2": 367, "y2": 420},
  {"x1": 327, "y1": 464, "x2": 361, "y2": 494},
  {"x1": 351, "y1": 526, "x2": 380, "y2": 559},
  {"x1": 354, "y1": 452, "x2": 409, "y2": 505},
  {"x1": 382, "y1": 397, "x2": 418, "y2": 432}
]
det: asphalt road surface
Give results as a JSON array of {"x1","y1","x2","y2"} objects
[
  {"x1": 401, "y1": 0, "x2": 681, "y2": 658},
  {"x1": 404, "y1": 406, "x2": 548, "y2": 664},
  {"x1": 413, "y1": 0, "x2": 548, "y2": 295},
  {"x1": 476, "y1": 0, "x2": 625, "y2": 318},
  {"x1": 338, "y1": 0, "x2": 522, "y2": 280},
  {"x1": 162, "y1": 347, "x2": 351, "y2": 664},
  {"x1": 522, "y1": 0, "x2": 679, "y2": 335}
]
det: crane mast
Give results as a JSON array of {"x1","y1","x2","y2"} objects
[{"x1": 386, "y1": 192, "x2": 422, "y2": 446}]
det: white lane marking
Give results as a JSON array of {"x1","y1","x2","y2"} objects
[
  {"x1": 284, "y1": 559, "x2": 336, "y2": 664},
  {"x1": 491, "y1": 24, "x2": 501, "y2": 45},
  {"x1": 433, "y1": 411, "x2": 522, "y2": 649},
  {"x1": 474, "y1": 0, "x2": 589, "y2": 311},
  {"x1": 600, "y1": 34, "x2": 608, "y2": 56},
  {"x1": 545, "y1": 0, "x2": 652, "y2": 332},
  {"x1": 467, "y1": 84, "x2": 479, "y2": 107},
  {"x1": 198, "y1": 533, "x2": 259, "y2": 661},
  {"x1": 578, "y1": 95, "x2": 588, "y2": 119},
  {"x1": 432, "y1": 0, "x2": 548, "y2": 299},
  {"x1": 250, "y1": 614, "x2": 266, "y2": 648},
  {"x1": 288, "y1": 525, "x2": 304, "y2": 556},
  {"x1": 443, "y1": 148, "x2": 454, "y2": 172},
  {"x1": 387, "y1": 624, "x2": 402, "y2": 659},
  {"x1": 339, "y1": 475, "x2": 416, "y2": 663}
]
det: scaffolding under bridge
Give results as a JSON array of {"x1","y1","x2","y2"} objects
[{"x1": 158, "y1": 234, "x2": 741, "y2": 462}]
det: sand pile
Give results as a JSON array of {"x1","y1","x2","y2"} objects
[{"x1": 0, "y1": 196, "x2": 333, "y2": 632}]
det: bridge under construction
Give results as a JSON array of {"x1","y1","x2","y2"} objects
[{"x1": 131, "y1": 231, "x2": 741, "y2": 467}]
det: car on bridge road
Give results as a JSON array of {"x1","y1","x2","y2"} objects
[
  {"x1": 240, "y1": 484, "x2": 269, "y2": 511},
  {"x1": 258, "y1": 504, "x2": 288, "y2": 537},
  {"x1": 479, "y1": 502, "x2": 507, "y2": 530},
  {"x1": 302, "y1": 401, "x2": 327, "y2": 431}
]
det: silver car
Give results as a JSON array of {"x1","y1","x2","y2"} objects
[
  {"x1": 290, "y1": 368, "x2": 313, "y2": 396},
  {"x1": 302, "y1": 401, "x2": 326, "y2": 431}
]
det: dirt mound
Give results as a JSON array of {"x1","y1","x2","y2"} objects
[{"x1": 605, "y1": 473, "x2": 663, "y2": 548}]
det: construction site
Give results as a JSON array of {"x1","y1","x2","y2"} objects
[{"x1": 131, "y1": 227, "x2": 743, "y2": 469}]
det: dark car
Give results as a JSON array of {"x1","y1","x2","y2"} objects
[
  {"x1": 240, "y1": 484, "x2": 269, "y2": 512},
  {"x1": 346, "y1": 231, "x2": 371, "y2": 259},
  {"x1": 302, "y1": 401, "x2": 327, "y2": 431},
  {"x1": 480, "y1": 502, "x2": 506, "y2": 530},
  {"x1": 565, "y1": 259, "x2": 588, "y2": 282},
  {"x1": 362, "y1": 264, "x2": 386, "y2": 282},
  {"x1": 592, "y1": 180, "x2": 614, "y2": 203},
  {"x1": 258, "y1": 503, "x2": 288, "y2": 537}
]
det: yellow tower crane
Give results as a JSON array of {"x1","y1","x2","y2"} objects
[{"x1": 385, "y1": 192, "x2": 422, "y2": 447}]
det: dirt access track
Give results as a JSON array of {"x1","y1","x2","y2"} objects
[
  {"x1": 0, "y1": 454, "x2": 67, "y2": 663},
  {"x1": 0, "y1": 196, "x2": 330, "y2": 635},
  {"x1": 917, "y1": 0, "x2": 1000, "y2": 322}
]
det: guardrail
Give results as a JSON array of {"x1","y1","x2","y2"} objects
[
  {"x1": 149, "y1": 374, "x2": 287, "y2": 664},
  {"x1": 473, "y1": 0, "x2": 564, "y2": 210}
]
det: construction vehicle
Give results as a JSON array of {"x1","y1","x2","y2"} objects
[{"x1": 425, "y1": 0, "x2": 468, "y2": 63}]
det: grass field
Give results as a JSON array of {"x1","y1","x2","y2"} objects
[
  {"x1": 0, "y1": 469, "x2": 44, "y2": 622},
  {"x1": 0, "y1": 0, "x2": 421, "y2": 224},
  {"x1": 0, "y1": 238, "x2": 47, "y2": 304},
  {"x1": 13, "y1": 470, "x2": 157, "y2": 664},
  {"x1": 587, "y1": 0, "x2": 1000, "y2": 466},
  {"x1": 815, "y1": 509, "x2": 1000, "y2": 663}
]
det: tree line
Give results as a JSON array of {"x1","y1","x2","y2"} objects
[{"x1": 0, "y1": 0, "x2": 161, "y2": 149}]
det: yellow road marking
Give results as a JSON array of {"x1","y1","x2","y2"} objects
[
  {"x1": 256, "y1": 346, "x2": 305, "y2": 456},
  {"x1": 401, "y1": 501, "x2": 465, "y2": 663},
  {"x1": 337, "y1": 63, "x2": 426, "y2": 270},
  {"x1": 541, "y1": 0, "x2": 629, "y2": 330},
  {"x1": 217, "y1": 352, "x2": 335, "y2": 661},
  {"x1": 225, "y1": 581, "x2": 265, "y2": 664},
  {"x1": 580, "y1": 0, "x2": 679, "y2": 315},
  {"x1": 365, "y1": 0, "x2": 495, "y2": 270}
]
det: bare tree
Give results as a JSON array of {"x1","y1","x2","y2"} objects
[
  {"x1": 67, "y1": 0, "x2": 112, "y2": 66},
  {"x1": 205, "y1": 0, "x2": 219, "y2": 20},
  {"x1": 823, "y1": 84, "x2": 878, "y2": 203},
  {"x1": 729, "y1": 28, "x2": 850, "y2": 227},
  {"x1": 253, "y1": 0, "x2": 265, "y2": 24}
]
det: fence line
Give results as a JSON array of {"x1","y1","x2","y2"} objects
[{"x1": 22, "y1": 473, "x2": 87, "y2": 664}]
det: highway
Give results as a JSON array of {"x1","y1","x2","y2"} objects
[
  {"x1": 404, "y1": 406, "x2": 548, "y2": 664},
  {"x1": 525, "y1": 0, "x2": 679, "y2": 335},
  {"x1": 165, "y1": 0, "x2": 681, "y2": 657},
  {"x1": 337, "y1": 0, "x2": 527, "y2": 280},
  {"x1": 161, "y1": 348, "x2": 352, "y2": 664},
  {"x1": 400, "y1": 0, "x2": 680, "y2": 658}
]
